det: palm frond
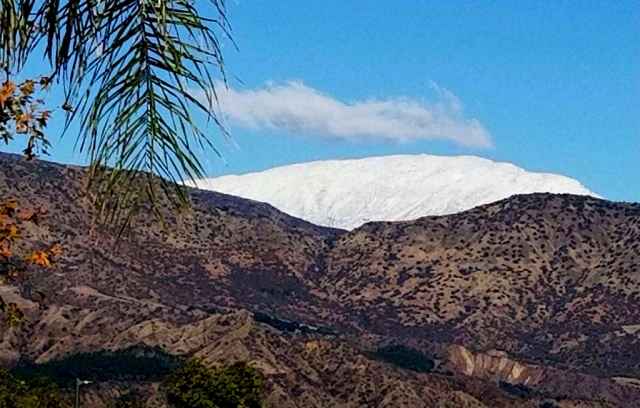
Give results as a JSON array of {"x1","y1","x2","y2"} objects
[
  {"x1": 0, "y1": 0, "x2": 37, "y2": 74},
  {"x1": 2, "y1": 0, "x2": 232, "y2": 231}
]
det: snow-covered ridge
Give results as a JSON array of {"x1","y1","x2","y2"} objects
[{"x1": 187, "y1": 154, "x2": 600, "y2": 230}]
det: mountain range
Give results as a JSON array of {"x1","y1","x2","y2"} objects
[
  {"x1": 0, "y1": 152, "x2": 638, "y2": 407},
  {"x1": 188, "y1": 155, "x2": 599, "y2": 230}
]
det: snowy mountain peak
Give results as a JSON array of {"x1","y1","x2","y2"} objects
[{"x1": 187, "y1": 154, "x2": 600, "y2": 230}]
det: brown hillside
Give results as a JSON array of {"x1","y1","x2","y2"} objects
[
  {"x1": 0, "y1": 153, "x2": 638, "y2": 407},
  {"x1": 322, "y1": 194, "x2": 640, "y2": 378}
]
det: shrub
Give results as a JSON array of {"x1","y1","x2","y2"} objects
[
  {"x1": 163, "y1": 360, "x2": 263, "y2": 408},
  {"x1": 0, "y1": 369, "x2": 69, "y2": 408},
  {"x1": 113, "y1": 393, "x2": 149, "y2": 408}
]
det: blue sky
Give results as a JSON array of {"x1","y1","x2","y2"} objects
[{"x1": 7, "y1": 1, "x2": 639, "y2": 202}]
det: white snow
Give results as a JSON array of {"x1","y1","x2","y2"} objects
[{"x1": 187, "y1": 154, "x2": 600, "y2": 230}]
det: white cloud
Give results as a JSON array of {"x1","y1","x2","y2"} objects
[{"x1": 206, "y1": 81, "x2": 492, "y2": 148}]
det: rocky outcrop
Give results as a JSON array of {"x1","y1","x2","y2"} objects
[{"x1": 447, "y1": 345, "x2": 544, "y2": 386}]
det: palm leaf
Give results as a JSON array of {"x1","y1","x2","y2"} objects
[{"x1": 1, "y1": 0, "x2": 232, "y2": 232}]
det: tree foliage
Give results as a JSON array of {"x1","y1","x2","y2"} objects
[
  {"x1": 163, "y1": 360, "x2": 263, "y2": 408},
  {"x1": 0, "y1": 0, "x2": 232, "y2": 229},
  {"x1": 112, "y1": 393, "x2": 149, "y2": 408},
  {"x1": 0, "y1": 369, "x2": 70, "y2": 408},
  {"x1": 0, "y1": 76, "x2": 52, "y2": 159}
]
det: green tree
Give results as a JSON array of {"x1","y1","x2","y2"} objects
[
  {"x1": 163, "y1": 360, "x2": 263, "y2": 408},
  {"x1": 0, "y1": 369, "x2": 70, "y2": 408},
  {"x1": 113, "y1": 393, "x2": 149, "y2": 408},
  {"x1": 0, "y1": 0, "x2": 233, "y2": 228}
]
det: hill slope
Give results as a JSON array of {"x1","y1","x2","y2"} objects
[
  {"x1": 0, "y1": 153, "x2": 637, "y2": 407},
  {"x1": 189, "y1": 154, "x2": 599, "y2": 229},
  {"x1": 322, "y1": 194, "x2": 640, "y2": 378}
]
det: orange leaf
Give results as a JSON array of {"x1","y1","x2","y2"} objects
[
  {"x1": 48, "y1": 244, "x2": 62, "y2": 256},
  {"x1": 20, "y1": 80, "x2": 35, "y2": 95},
  {"x1": 2, "y1": 200, "x2": 18, "y2": 213},
  {"x1": 0, "y1": 224, "x2": 20, "y2": 242},
  {"x1": 16, "y1": 113, "x2": 30, "y2": 133},
  {"x1": 28, "y1": 250, "x2": 51, "y2": 267},
  {"x1": 0, "y1": 81, "x2": 15, "y2": 109}
]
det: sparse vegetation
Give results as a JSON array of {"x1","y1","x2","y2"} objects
[{"x1": 0, "y1": 155, "x2": 638, "y2": 406}]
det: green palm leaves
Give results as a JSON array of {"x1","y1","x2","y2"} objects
[{"x1": 1, "y1": 0, "x2": 231, "y2": 230}]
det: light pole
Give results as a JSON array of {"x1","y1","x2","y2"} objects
[{"x1": 75, "y1": 378, "x2": 92, "y2": 408}]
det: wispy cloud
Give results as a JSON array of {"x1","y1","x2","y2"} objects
[{"x1": 205, "y1": 81, "x2": 492, "y2": 148}]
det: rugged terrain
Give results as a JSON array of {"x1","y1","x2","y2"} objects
[
  {"x1": 0, "y1": 153, "x2": 638, "y2": 407},
  {"x1": 322, "y1": 193, "x2": 640, "y2": 378}
]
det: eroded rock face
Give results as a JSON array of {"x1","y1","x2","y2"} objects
[
  {"x1": 446, "y1": 345, "x2": 640, "y2": 408},
  {"x1": 447, "y1": 345, "x2": 544, "y2": 386}
]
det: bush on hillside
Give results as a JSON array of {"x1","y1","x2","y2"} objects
[
  {"x1": 163, "y1": 360, "x2": 263, "y2": 408},
  {"x1": 0, "y1": 369, "x2": 69, "y2": 408},
  {"x1": 112, "y1": 393, "x2": 149, "y2": 408}
]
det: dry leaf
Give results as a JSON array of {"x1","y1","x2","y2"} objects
[{"x1": 28, "y1": 250, "x2": 51, "y2": 267}]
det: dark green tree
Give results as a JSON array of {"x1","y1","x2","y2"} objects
[
  {"x1": 113, "y1": 393, "x2": 149, "y2": 408},
  {"x1": 163, "y1": 360, "x2": 263, "y2": 408},
  {"x1": 0, "y1": 369, "x2": 70, "y2": 408}
]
